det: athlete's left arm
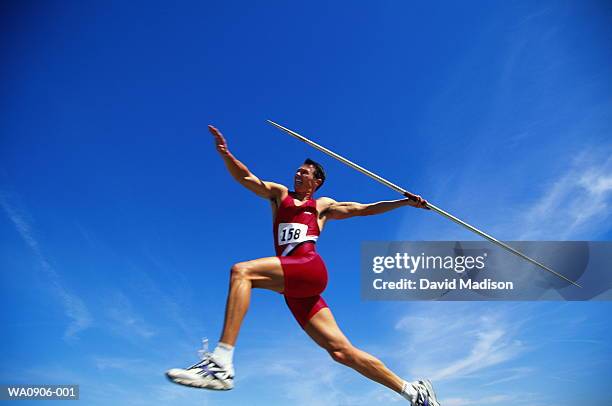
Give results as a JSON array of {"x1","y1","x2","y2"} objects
[{"x1": 320, "y1": 195, "x2": 428, "y2": 221}]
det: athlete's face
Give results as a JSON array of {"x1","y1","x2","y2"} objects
[{"x1": 294, "y1": 164, "x2": 320, "y2": 193}]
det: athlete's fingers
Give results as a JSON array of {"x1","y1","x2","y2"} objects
[
  {"x1": 208, "y1": 125, "x2": 229, "y2": 150},
  {"x1": 207, "y1": 124, "x2": 219, "y2": 135},
  {"x1": 208, "y1": 125, "x2": 225, "y2": 141},
  {"x1": 214, "y1": 132, "x2": 226, "y2": 144},
  {"x1": 420, "y1": 197, "x2": 431, "y2": 210},
  {"x1": 413, "y1": 195, "x2": 429, "y2": 209}
]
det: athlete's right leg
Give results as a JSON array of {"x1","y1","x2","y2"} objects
[{"x1": 220, "y1": 256, "x2": 285, "y2": 346}]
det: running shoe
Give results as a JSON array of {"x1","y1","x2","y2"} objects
[
  {"x1": 165, "y1": 339, "x2": 234, "y2": 390},
  {"x1": 411, "y1": 379, "x2": 440, "y2": 406}
]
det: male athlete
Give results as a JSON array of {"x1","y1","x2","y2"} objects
[{"x1": 166, "y1": 125, "x2": 441, "y2": 406}]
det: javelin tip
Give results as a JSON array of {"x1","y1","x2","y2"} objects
[{"x1": 267, "y1": 119, "x2": 287, "y2": 131}]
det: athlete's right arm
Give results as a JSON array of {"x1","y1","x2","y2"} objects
[{"x1": 208, "y1": 125, "x2": 287, "y2": 201}]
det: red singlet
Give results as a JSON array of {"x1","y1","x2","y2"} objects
[{"x1": 274, "y1": 193, "x2": 328, "y2": 327}]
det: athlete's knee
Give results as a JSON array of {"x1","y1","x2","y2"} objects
[
  {"x1": 230, "y1": 262, "x2": 250, "y2": 282},
  {"x1": 328, "y1": 344, "x2": 356, "y2": 366}
]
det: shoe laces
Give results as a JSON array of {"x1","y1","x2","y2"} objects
[
  {"x1": 187, "y1": 338, "x2": 213, "y2": 370},
  {"x1": 412, "y1": 382, "x2": 429, "y2": 406},
  {"x1": 188, "y1": 338, "x2": 232, "y2": 380},
  {"x1": 197, "y1": 338, "x2": 210, "y2": 360}
]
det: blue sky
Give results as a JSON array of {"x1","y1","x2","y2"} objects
[{"x1": 1, "y1": 1, "x2": 611, "y2": 405}]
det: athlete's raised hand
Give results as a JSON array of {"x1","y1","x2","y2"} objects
[{"x1": 209, "y1": 125, "x2": 229, "y2": 155}]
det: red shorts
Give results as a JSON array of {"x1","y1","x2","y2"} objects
[{"x1": 279, "y1": 242, "x2": 328, "y2": 328}]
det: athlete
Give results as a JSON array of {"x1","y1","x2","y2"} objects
[{"x1": 166, "y1": 125, "x2": 441, "y2": 406}]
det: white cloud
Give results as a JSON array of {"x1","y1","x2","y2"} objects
[
  {"x1": 132, "y1": 252, "x2": 206, "y2": 342},
  {"x1": 94, "y1": 356, "x2": 151, "y2": 372},
  {"x1": 482, "y1": 367, "x2": 533, "y2": 386},
  {"x1": 0, "y1": 192, "x2": 92, "y2": 339},
  {"x1": 235, "y1": 332, "x2": 407, "y2": 406},
  {"x1": 105, "y1": 291, "x2": 156, "y2": 339},
  {"x1": 518, "y1": 151, "x2": 612, "y2": 240},
  {"x1": 432, "y1": 328, "x2": 520, "y2": 381},
  {"x1": 241, "y1": 343, "x2": 353, "y2": 406},
  {"x1": 394, "y1": 303, "x2": 524, "y2": 382},
  {"x1": 444, "y1": 394, "x2": 515, "y2": 406}
]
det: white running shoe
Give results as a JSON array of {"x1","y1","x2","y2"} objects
[
  {"x1": 411, "y1": 379, "x2": 440, "y2": 406},
  {"x1": 166, "y1": 340, "x2": 234, "y2": 391}
]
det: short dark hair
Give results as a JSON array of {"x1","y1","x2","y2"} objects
[{"x1": 304, "y1": 158, "x2": 326, "y2": 191}]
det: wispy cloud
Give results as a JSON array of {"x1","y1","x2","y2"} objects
[
  {"x1": 105, "y1": 291, "x2": 156, "y2": 339},
  {"x1": 518, "y1": 150, "x2": 612, "y2": 239},
  {"x1": 93, "y1": 356, "x2": 151, "y2": 372},
  {"x1": 136, "y1": 250, "x2": 206, "y2": 342},
  {"x1": 73, "y1": 223, "x2": 201, "y2": 343},
  {"x1": 236, "y1": 332, "x2": 408, "y2": 406},
  {"x1": 241, "y1": 343, "x2": 354, "y2": 405},
  {"x1": 444, "y1": 394, "x2": 515, "y2": 406},
  {"x1": 482, "y1": 367, "x2": 534, "y2": 386},
  {"x1": 0, "y1": 192, "x2": 92, "y2": 339},
  {"x1": 151, "y1": 384, "x2": 210, "y2": 405},
  {"x1": 394, "y1": 303, "x2": 525, "y2": 382}
]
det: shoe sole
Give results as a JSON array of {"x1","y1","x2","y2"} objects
[{"x1": 165, "y1": 372, "x2": 233, "y2": 391}]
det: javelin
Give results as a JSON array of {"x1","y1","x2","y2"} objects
[{"x1": 267, "y1": 119, "x2": 581, "y2": 288}]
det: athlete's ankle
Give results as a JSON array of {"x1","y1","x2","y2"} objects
[
  {"x1": 400, "y1": 380, "x2": 417, "y2": 403},
  {"x1": 213, "y1": 342, "x2": 235, "y2": 374}
]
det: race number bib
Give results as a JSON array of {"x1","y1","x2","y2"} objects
[{"x1": 277, "y1": 223, "x2": 309, "y2": 246}]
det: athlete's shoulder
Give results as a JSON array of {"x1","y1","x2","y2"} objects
[
  {"x1": 264, "y1": 181, "x2": 289, "y2": 192},
  {"x1": 263, "y1": 181, "x2": 288, "y2": 199},
  {"x1": 315, "y1": 196, "x2": 336, "y2": 210}
]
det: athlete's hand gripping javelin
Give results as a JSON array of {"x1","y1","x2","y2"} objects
[{"x1": 404, "y1": 192, "x2": 429, "y2": 210}]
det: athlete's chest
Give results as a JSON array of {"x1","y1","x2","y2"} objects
[{"x1": 271, "y1": 196, "x2": 326, "y2": 233}]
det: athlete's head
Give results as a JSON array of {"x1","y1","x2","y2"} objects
[{"x1": 294, "y1": 158, "x2": 326, "y2": 193}]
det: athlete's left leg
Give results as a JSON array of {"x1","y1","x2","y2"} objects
[
  {"x1": 303, "y1": 307, "x2": 404, "y2": 392},
  {"x1": 166, "y1": 256, "x2": 284, "y2": 390}
]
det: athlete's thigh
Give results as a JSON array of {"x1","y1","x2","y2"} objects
[
  {"x1": 302, "y1": 307, "x2": 351, "y2": 351},
  {"x1": 236, "y1": 256, "x2": 284, "y2": 292}
]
